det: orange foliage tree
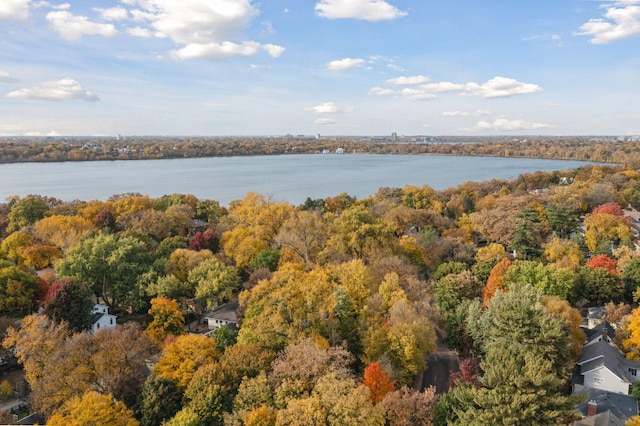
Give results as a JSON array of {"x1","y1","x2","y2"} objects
[
  {"x1": 592, "y1": 202, "x2": 624, "y2": 216},
  {"x1": 586, "y1": 254, "x2": 618, "y2": 276},
  {"x1": 482, "y1": 257, "x2": 512, "y2": 304},
  {"x1": 362, "y1": 361, "x2": 395, "y2": 404}
]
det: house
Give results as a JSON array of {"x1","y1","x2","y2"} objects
[
  {"x1": 90, "y1": 304, "x2": 117, "y2": 334},
  {"x1": 204, "y1": 301, "x2": 239, "y2": 331},
  {"x1": 583, "y1": 321, "x2": 616, "y2": 347},
  {"x1": 576, "y1": 340, "x2": 640, "y2": 395},
  {"x1": 573, "y1": 384, "x2": 638, "y2": 426},
  {"x1": 585, "y1": 307, "x2": 605, "y2": 329}
]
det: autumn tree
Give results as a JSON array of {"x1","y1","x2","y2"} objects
[
  {"x1": 47, "y1": 391, "x2": 139, "y2": 426},
  {"x1": 434, "y1": 271, "x2": 482, "y2": 315},
  {"x1": 43, "y1": 277, "x2": 94, "y2": 332},
  {"x1": 573, "y1": 265, "x2": 623, "y2": 305},
  {"x1": 33, "y1": 215, "x2": 95, "y2": 251},
  {"x1": 543, "y1": 237, "x2": 583, "y2": 269},
  {"x1": 275, "y1": 210, "x2": 328, "y2": 266},
  {"x1": 382, "y1": 386, "x2": 439, "y2": 426},
  {"x1": 7, "y1": 195, "x2": 50, "y2": 232},
  {"x1": 0, "y1": 264, "x2": 41, "y2": 313},
  {"x1": 188, "y1": 257, "x2": 239, "y2": 309},
  {"x1": 275, "y1": 372, "x2": 385, "y2": 426},
  {"x1": 623, "y1": 306, "x2": 640, "y2": 360},
  {"x1": 2, "y1": 314, "x2": 71, "y2": 385},
  {"x1": 362, "y1": 362, "x2": 395, "y2": 404},
  {"x1": 153, "y1": 334, "x2": 220, "y2": 389},
  {"x1": 188, "y1": 228, "x2": 219, "y2": 252},
  {"x1": 145, "y1": 297, "x2": 185, "y2": 346},
  {"x1": 583, "y1": 211, "x2": 634, "y2": 253},
  {"x1": 586, "y1": 254, "x2": 618, "y2": 275},
  {"x1": 482, "y1": 257, "x2": 511, "y2": 304},
  {"x1": 0, "y1": 231, "x2": 31, "y2": 264}
]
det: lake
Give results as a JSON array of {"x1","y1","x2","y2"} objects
[{"x1": 0, "y1": 154, "x2": 593, "y2": 206}]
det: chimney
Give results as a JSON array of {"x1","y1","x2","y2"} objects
[
  {"x1": 602, "y1": 327, "x2": 608, "y2": 343},
  {"x1": 587, "y1": 400, "x2": 597, "y2": 417}
]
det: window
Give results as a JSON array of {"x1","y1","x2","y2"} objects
[
  {"x1": 110, "y1": 318, "x2": 113, "y2": 325},
  {"x1": 630, "y1": 368, "x2": 637, "y2": 377}
]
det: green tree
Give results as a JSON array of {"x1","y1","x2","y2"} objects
[
  {"x1": 0, "y1": 265, "x2": 40, "y2": 313},
  {"x1": 7, "y1": 196, "x2": 50, "y2": 232},
  {"x1": 55, "y1": 233, "x2": 152, "y2": 311},
  {"x1": 135, "y1": 375, "x2": 183, "y2": 426},
  {"x1": 188, "y1": 258, "x2": 239, "y2": 309},
  {"x1": 573, "y1": 265, "x2": 623, "y2": 305}
]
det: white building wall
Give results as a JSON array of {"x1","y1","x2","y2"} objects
[{"x1": 583, "y1": 368, "x2": 631, "y2": 394}]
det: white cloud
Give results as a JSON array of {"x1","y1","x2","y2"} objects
[
  {"x1": 442, "y1": 109, "x2": 491, "y2": 117},
  {"x1": 127, "y1": 26, "x2": 153, "y2": 38},
  {"x1": 314, "y1": 118, "x2": 336, "y2": 125},
  {"x1": 327, "y1": 57, "x2": 366, "y2": 71},
  {"x1": 311, "y1": 102, "x2": 339, "y2": 114},
  {"x1": 6, "y1": 78, "x2": 99, "y2": 101},
  {"x1": 25, "y1": 130, "x2": 60, "y2": 136},
  {"x1": 464, "y1": 77, "x2": 542, "y2": 98},
  {"x1": 315, "y1": 0, "x2": 407, "y2": 22},
  {"x1": 369, "y1": 86, "x2": 396, "y2": 96},
  {"x1": 474, "y1": 117, "x2": 554, "y2": 131},
  {"x1": 386, "y1": 63, "x2": 405, "y2": 72},
  {"x1": 421, "y1": 82, "x2": 466, "y2": 92},
  {"x1": 577, "y1": 2, "x2": 640, "y2": 44},
  {"x1": 400, "y1": 88, "x2": 437, "y2": 101},
  {"x1": 46, "y1": 10, "x2": 117, "y2": 41},
  {"x1": 172, "y1": 41, "x2": 284, "y2": 61},
  {"x1": 123, "y1": 0, "x2": 284, "y2": 60},
  {"x1": 94, "y1": 6, "x2": 128, "y2": 21},
  {"x1": 523, "y1": 33, "x2": 563, "y2": 47},
  {"x1": 0, "y1": 71, "x2": 17, "y2": 83},
  {"x1": 386, "y1": 75, "x2": 430, "y2": 85},
  {"x1": 0, "y1": 0, "x2": 29, "y2": 21},
  {"x1": 373, "y1": 76, "x2": 541, "y2": 100}
]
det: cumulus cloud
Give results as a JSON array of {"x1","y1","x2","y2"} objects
[
  {"x1": 327, "y1": 57, "x2": 366, "y2": 71},
  {"x1": 312, "y1": 102, "x2": 339, "y2": 114},
  {"x1": 46, "y1": 10, "x2": 117, "y2": 41},
  {"x1": 368, "y1": 86, "x2": 396, "y2": 96},
  {"x1": 94, "y1": 6, "x2": 128, "y2": 21},
  {"x1": 464, "y1": 77, "x2": 542, "y2": 98},
  {"x1": 315, "y1": 0, "x2": 407, "y2": 21},
  {"x1": 6, "y1": 78, "x2": 99, "y2": 101},
  {"x1": 372, "y1": 76, "x2": 541, "y2": 100},
  {"x1": 576, "y1": 1, "x2": 640, "y2": 44},
  {"x1": 474, "y1": 117, "x2": 554, "y2": 131},
  {"x1": 0, "y1": 71, "x2": 18, "y2": 83},
  {"x1": 123, "y1": 0, "x2": 284, "y2": 60},
  {"x1": 386, "y1": 75, "x2": 430, "y2": 85},
  {"x1": 400, "y1": 88, "x2": 437, "y2": 101},
  {"x1": 0, "y1": 0, "x2": 29, "y2": 21},
  {"x1": 127, "y1": 26, "x2": 153, "y2": 38},
  {"x1": 442, "y1": 109, "x2": 491, "y2": 117}
]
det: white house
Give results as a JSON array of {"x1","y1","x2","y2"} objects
[
  {"x1": 204, "y1": 301, "x2": 238, "y2": 331},
  {"x1": 576, "y1": 340, "x2": 640, "y2": 395},
  {"x1": 90, "y1": 304, "x2": 117, "y2": 334}
]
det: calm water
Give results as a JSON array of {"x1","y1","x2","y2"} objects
[{"x1": 0, "y1": 154, "x2": 592, "y2": 206}]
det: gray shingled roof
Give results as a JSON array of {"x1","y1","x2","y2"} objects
[
  {"x1": 578, "y1": 340, "x2": 633, "y2": 384},
  {"x1": 205, "y1": 300, "x2": 239, "y2": 323},
  {"x1": 574, "y1": 387, "x2": 638, "y2": 426},
  {"x1": 584, "y1": 321, "x2": 616, "y2": 342}
]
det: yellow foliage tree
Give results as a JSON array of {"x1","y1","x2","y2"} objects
[
  {"x1": 19, "y1": 244, "x2": 62, "y2": 269},
  {"x1": 475, "y1": 243, "x2": 506, "y2": 263},
  {"x1": 47, "y1": 391, "x2": 139, "y2": 426},
  {"x1": 584, "y1": 212, "x2": 634, "y2": 253},
  {"x1": 33, "y1": 215, "x2": 95, "y2": 251},
  {"x1": 145, "y1": 297, "x2": 185, "y2": 346},
  {"x1": 543, "y1": 238, "x2": 583, "y2": 270},
  {"x1": 165, "y1": 248, "x2": 214, "y2": 281},
  {"x1": 154, "y1": 334, "x2": 220, "y2": 389},
  {"x1": 623, "y1": 307, "x2": 640, "y2": 360}
]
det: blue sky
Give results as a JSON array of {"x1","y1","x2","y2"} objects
[{"x1": 0, "y1": 0, "x2": 639, "y2": 136}]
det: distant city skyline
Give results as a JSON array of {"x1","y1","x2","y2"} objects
[{"x1": 0, "y1": 0, "x2": 639, "y2": 137}]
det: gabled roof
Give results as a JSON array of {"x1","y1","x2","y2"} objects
[
  {"x1": 577, "y1": 340, "x2": 633, "y2": 383},
  {"x1": 574, "y1": 386, "x2": 638, "y2": 426},
  {"x1": 584, "y1": 321, "x2": 616, "y2": 342},
  {"x1": 205, "y1": 300, "x2": 239, "y2": 323}
]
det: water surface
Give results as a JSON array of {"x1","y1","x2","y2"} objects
[{"x1": 0, "y1": 154, "x2": 592, "y2": 206}]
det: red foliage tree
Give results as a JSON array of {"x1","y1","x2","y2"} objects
[
  {"x1": 586, "y1": 254, "x2": 618, "y2": 276},
  {"x1": 362, "y1": 362, "x2": 396, "y2": 404},
  {"x1": 482, "y1": 257, "x2": 512, "y2": 305},
  {"x1": 593, "y1": 202, "x2": 624, "y2": 216},
  {"x1": 188, "y1": 228, "x2": 218, "y2": 252},
  {"x1": 448, "y1": 358, "x2": 480, "y2": 390}
]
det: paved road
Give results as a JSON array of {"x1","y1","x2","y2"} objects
[{"x1": 419, "y1": 341, "x2": 460, "y2": 394}]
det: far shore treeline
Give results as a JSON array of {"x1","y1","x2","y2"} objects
[{"x1": 0, "y1": 135, "x2": 637, "y2": 166}]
